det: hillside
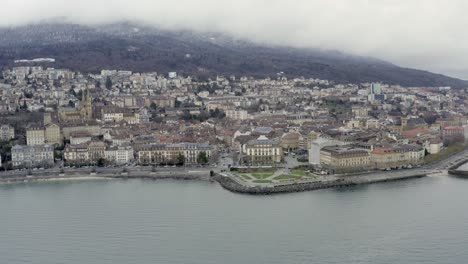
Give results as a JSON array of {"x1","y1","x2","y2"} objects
[{"x1": 0, "y1": 22, "x2": 466, "y2": 87}]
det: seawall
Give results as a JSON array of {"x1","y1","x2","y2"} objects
[
  {"x1": 0, "y1": 169, "x2": 211, "y2": 184},
  {"x1": 213, "y1": 172, "x2": 427, "y2": 195}
]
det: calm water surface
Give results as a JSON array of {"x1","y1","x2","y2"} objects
[{"x1": 1, "y1": 176, "x2": 468, "y2": 264}]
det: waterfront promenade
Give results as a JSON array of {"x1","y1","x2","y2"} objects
[
  {"x1": 0, "y1": 166, "x2": 212, "y2": 184},
  {"x1": 1, "y1": 148, "x2": 468, "y2": 194}
]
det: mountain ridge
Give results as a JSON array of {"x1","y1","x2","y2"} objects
[{"x1": 0, "y1": 22, "x2": 466, "y2": 87}]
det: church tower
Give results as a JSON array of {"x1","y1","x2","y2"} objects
[{"x1": 80, "y1": 89, "x2": 93, "y2": 120}]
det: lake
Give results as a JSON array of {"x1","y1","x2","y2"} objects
[{"x1": 1, "y1": 176, "x2": 468, "y2": 264}]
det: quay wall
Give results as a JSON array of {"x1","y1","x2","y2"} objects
[{"x1": 213, "y1": 173, "x2": 427, "y2": 195}]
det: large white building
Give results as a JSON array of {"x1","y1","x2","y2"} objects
[
  {"x1": 105, "y1": 145, "x2": 134, "y2": 165},
  {"x1": 138, "y1": 143, "x2": 212, "y2": 165},
  {"x1": 225, "y1": 109, "x2": 249, "y2": 120},
  {"x1": 11, "y1": 144, "x2": 54, "y2": 168}
]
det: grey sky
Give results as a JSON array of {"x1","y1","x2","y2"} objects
[{"x1": 2, "y1": 0, "x2": 468, "y2": 79}]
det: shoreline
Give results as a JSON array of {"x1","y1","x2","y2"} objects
[
  {"x1": 0, "y1": 169, "x2": 212, "y2": 185},
  {"x1": 213, "y1": 171, "x2": 429, "y2": 195},
  {"x1": 1, "y1": 148, "x2": 467, "y2": 194},
  {"x1": 0, "y1": 167, "x2": 433, "y2": 195}
]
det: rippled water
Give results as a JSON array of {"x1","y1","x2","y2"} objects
[{"x1": 1, "y1": 176, "x2": 468, "y2": 264}]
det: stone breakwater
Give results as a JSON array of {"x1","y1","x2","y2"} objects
[
  {"x1": 213, "y1": 172, "x2": 428, "y2": 195},
  {"x1": 447, "y1": 158, "x2": 468, "y2": 178}
]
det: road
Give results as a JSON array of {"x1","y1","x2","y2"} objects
[{"x1": 0, "y1": 165, "x2": 214, "y2": 179}]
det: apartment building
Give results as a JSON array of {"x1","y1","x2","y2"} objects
[{"x1": 11, "y1": 144, "x2": 54, "y2": 168}]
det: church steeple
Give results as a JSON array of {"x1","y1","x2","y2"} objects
[{"x1": 80, "y1": 88, "x2": 93, "y2": 120}]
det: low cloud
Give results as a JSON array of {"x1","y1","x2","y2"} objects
[{"x1": 1, "y1": 0, "x2": 467, "y2": 79}]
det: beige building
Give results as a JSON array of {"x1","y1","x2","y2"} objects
[
  {"x1": 281, "y1": 131, "x2": 303, "y2": 151},
  {"x1": 371, "y1": 145, "x2": 425, "y2": 169},
  {"x1": 138, "y1": 143, "x2": 212, "y2": 165},
  {"x1": 64, "y1": 140, "x2": 107, "y2": 165},
  {"x1": 45, "y1": 123, "x2": 62, "y2": 145},
  {"x1": 87, "y1": 141, "x2": 106, "y2": 161},
  {"x1": 225, "y1": 109, "x2": 249, "y2": 120},
  {"x1": 147, "y1": 96, "x2": 176, "y2": 108},
  {"x1": 64, "y1": 144, "x2": 89, "y2": 165},
  {"x1": 26, "y1": 126, "x2": 45, "y2": 146},
  {"x1": 70, "y1": 131, "x2": 92, "y2": 145},
  {"x1": 320, "y1": 146, "x2": 370, "y2": 169},
  {"x1": 352, "y1": 106, "x2": 369, "y2": 118},
  {"x1": 62, "y1": 124, "x2": 101, "y2": 139},
  {"x1": 244, "y1": 136, "x2": 282, "y2": 165},
  {"x1": 346, "y1": 119, "x2": 363, "y2": 129}
]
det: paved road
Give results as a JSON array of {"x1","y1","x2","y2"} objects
[{"x1": 0, "y1": 166, "x2": 213, "y2": 179}]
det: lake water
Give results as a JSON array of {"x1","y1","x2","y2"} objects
[{"x1": 1, "y1": 176, "x2": 468, "y2": 264}]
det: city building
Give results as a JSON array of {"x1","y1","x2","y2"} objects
[
  {"x1": 26, "y1": 125, "x2": 45, "y2": 146},
  {"x1": 0, "y1": 124, "x2": 15, "y2": 141},
  {"x1": 371, "y1": 145, "x2": 425, "y2": 169},
  {"x1": 244, "y1": 136, "x2": 282, "y2": 165},
  {"x1": 225, "y1": 109, "x2": 249, "y2": 120},
  {"x1": 64, "y1": 144, "x2": 89, "y2": 165},
  {"x1": 105, "y1": 145, "x2": 134, "y2": 165},
  {"x1": 280, "y1": 131, "x2": 303, "y2": 152},
  {"x1": 11, "y1": 144, "x2": 54, "y2": 168},
  {"x1": 45, "y1": 123, "x2": 62, "y2": 145},
  {"x1": 442, "y1": 126, "x2": 465, "y2": 140},
  {"x1": 138, "y1": 143, "x2": 212, "y2": 165},
  {"x1": 58, "y1": 88, "x2": 93, "y2": 122},
  {"x1": 309, "y1": 138, "x2": 345, "y2": 165},
  {"x1": 70, "y1": 131, "x2": 92, "y2": 145},
  {"x1": 87, "y1": 141, "x2": 106, "y2": 162},
  {"x1": 320, "y1": 146, "x2": 370, "y2": 169}
]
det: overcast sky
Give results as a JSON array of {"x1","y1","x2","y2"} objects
[{"x1": 2, "y1": 0, "x2": 468, "y2": 79}]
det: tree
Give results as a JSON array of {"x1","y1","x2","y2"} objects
[
  {"x1": 69, "y1": 88, "x2": 76, "y2": 97},
  {"x1": 150, "y1": 102, "x2": 157, "y2": 110},
  {"x1": 105, "y1": 76, "x2": 113, "y2": 89},
  {"x1": 76, "y1": 90, "x2": 83, "y2": 100},
  {"x1": 97, "y1": 158, "x2": 106, "y2": 167},
  {"x1": 197, "y1": 151, "x2": 209, "y2": 164},
  {"x1": 176, "y1": 153, "x2": 185, "y2": 166}
]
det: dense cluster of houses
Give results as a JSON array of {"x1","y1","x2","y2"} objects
[{"x1": 0, "y1": 66, "x2": 467, "y2": 172}]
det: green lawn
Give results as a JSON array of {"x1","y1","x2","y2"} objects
[
  {"x1": 290, "y1": 169, "x2": 309, "y2": 176},
  {"x1": 252, "y1": 180, "x2": 272, "y2": 184},
  {"x1": 250, "y1": 172, "x2": 274, "y2": 179},
  {"x1": 239, "y1": 174, "x2": 252, "y2": 180},
  {"x1": 424, "y1": 144, "x2": 467, "y2": 164},
  {"x1": 274, "y1": 175, "x2": 301, "y2": 181}
]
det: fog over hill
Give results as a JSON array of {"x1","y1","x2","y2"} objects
[{"x1": 0, "y1": 22, "x2": 466, "y2": 87}]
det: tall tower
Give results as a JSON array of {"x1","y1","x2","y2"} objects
[{"x1": 80, "y1": 89, "x2": 93, "y2": 120}]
